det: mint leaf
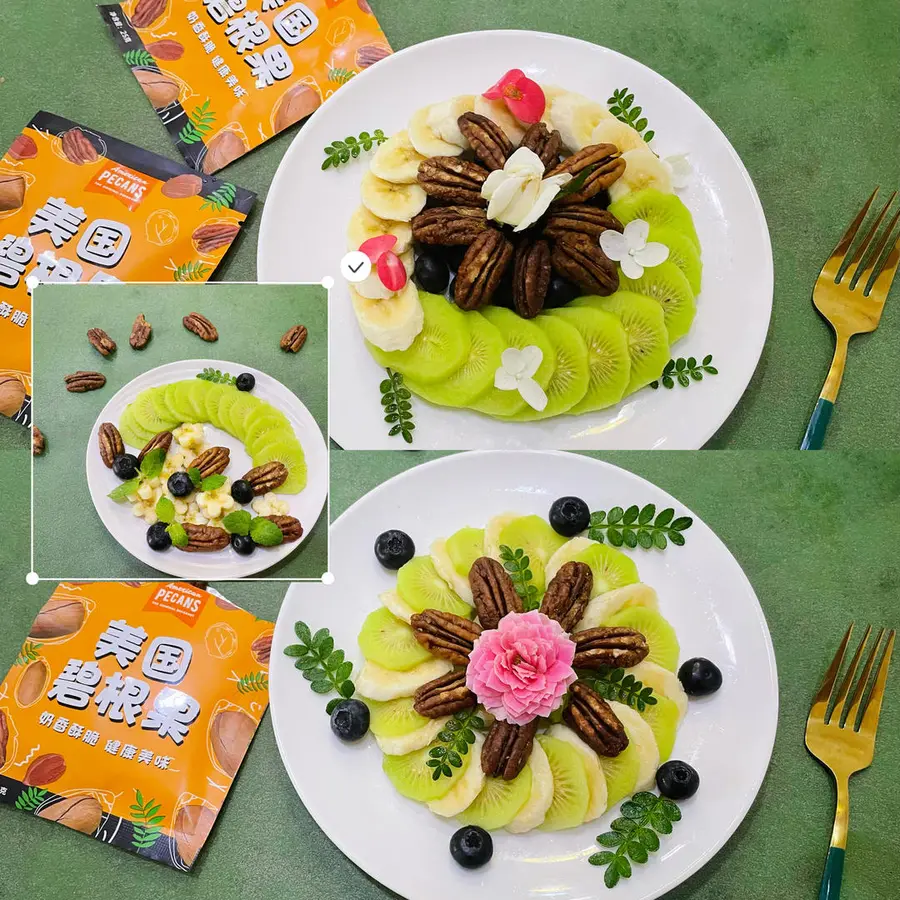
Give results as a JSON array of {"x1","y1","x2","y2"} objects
[
  {"x1": 167, "y1": 522, "x2": 189, "y2": 548},
  {"x1": 155, "y1": 496, "x2": 176, "y2": 524},
  {"x1": 140, "y1": 447, "x2": 166, "y2": 479},
  {"x1": 187, "y1": 467, "x2": 202, "y2": 488},
  {"x1": 108, "y1": 478, "x2": 140, "y2": 501},
  {"x1": 222, "y1": 509, "x2": 251, "y2": 535},
  {"x1": 250, "y1": 517, "x2": 283, "y2": 547},
  {"x1": 200, "y1": 474, "x2": 226, "y2": 492}
]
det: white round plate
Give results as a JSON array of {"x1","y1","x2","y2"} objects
[
  {"x1": 270, "y1": 451, "x2": 778, "y2": 900},
  {"x1": 258, "y1": 30, "x2": 773, "y2": 450},
  {"x1": 86, "y1": 359, "x2": 328, "y2": 579}
]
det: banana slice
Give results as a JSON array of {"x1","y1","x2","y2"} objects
[
  {"x1": 430, "y1": 537, "x2": 474, "y2": 604},
  {"x1": 369, "y1": 130, "x2": 428, "y2": 184},
  {"x1": 609, "y1": 701, "x2": 660, "y2": 791},
  {"x1": 547, "y1": 90, "x2": 615, "y2": 151},
  {"x1": 354, "y1": 657, "x2": 452, "y2": 701},
  {"x1": 408, "y1": 105, "x2": 465, "y2": 157},
  {"x1": 427, "y1": 95, "x2": 476, "y2": 148},
  {"x1": 474, "y1": 96, "x2": 527, "y2": 144},
  {"x1": 360, "y1": 169, "x2": 427, "y2": 222},
  {"x1": 351, "y1": 280, "x2": 424, "y2": 352},
  {"x1": 630, "y1": 660, "x2": 688, "y2": 721},
  {"x1": 546, "y1": 536, "x2": 594, "y2": 583},
  {"x1": 548, "y1": 724, "x2": 608, "y2": 821},
  {"x1": 428, "y1": 733, "x2": 486, "y2": 815},
  {"x1": 506, "y1": 738, "x2": 554, "y2": 833},
  {"x1": 346, "y1": 205, "x2": 412, "y2": 254},
  {"x1": 483, "y1": 512, "x2": 521, "y2": 560},
  {"x1": 608, "y1": 147, "x2": 673, "y2": 202},
  {"x1": 400, "y1": 248, "x2": 414, "y2": 275},
  {"x1": 575, "y1": 583, "x2": 660, "y2": 631},
  {"x1": 590, "y1": 118, "x2": 647, "y2": 153},
  {"x1": 380, "y1": 589, "x2": 416, "y2": 623},
  {"x1": 376, "y1": 716, "x2": 450, "y2": 755},
  {"x1": 354, "y1": 269, "x2": 395, "y2": 301}
]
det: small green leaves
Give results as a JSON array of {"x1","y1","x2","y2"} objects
[
  {"x1": 130, "y1": 789, "x2": 165, "y2": 850},
  {"x1": 179, "y1": 99, "x2": 216, "y2": 145},
  {"x1": 200, "y1": 474, "x2": 227, "y2": 492},
  {"x1": 173, "y1": 260, "x2": 211, "y2": 282},
  {"x1": 426, "y1": 708, "x2": 485, "y2": 780},
  {"x1": 250, "y1": 517, "x2": 283, "y2": 547},
  {"x1": 124, "y1": 49, "x2": 156, "y2": 68},
  {"x1": 283, "y1": 621, "x2": 355, "y2": 710},
  {"x1": 650, "y1": 355, "x2": 718, "y2": 390},
  {"x1": 237, "y1": 671, "x2": 269, "y2": 693},
  {"x1": 155, "y1": 496, "x2": 176, "y2": 524},
  {"x1": 187, "y1": 467, "x2": 203, "y2": 488},
  {"x1": 201, "y1": 182, "x2": 237, "y2": 212},
  {"x1": 607, "y1": 88, "x2": 655, "y2": 143},
  {"x1": 197, "y1": 367, "x2": 237, "y2": 385},
  {"x1": 14, "y1": 640, "x2": 43, "y2": 667},
  {"x1": 578, "y1": 668, "x2": 657, "y2": 712},
  {"x1": 557, "y1": 163, "x2": 602, "y2": 197},
  {"x1": 140, "y1": 448, "x2": 166, "y2": 479},
  {"x1": 499, "y1": 544, "x2": 540, "y2": 610},
  {"x1": 166, "y1": 522, "x2": 189, "y2": 548},
  {"x1": 588, "y1": 504, "x2": 693, "y2": 550},
  {"x1": 108, "y1": 477, "x2": 140, "y2": 501},
  {"x1": 380, "y1": 368, "x2": 415, "y2": 444},
  {"x1": 222, "y1": 509, "x2": 251, "y2": 535},
  {"x1": 327, "y1": 66, "x2": 357, "y2": 85},
  {"x1": 322, "y1": 129, "x2": 387, "y2": 170},
  {"x1": 15, "y1": 786, "x2": 47, "y2": 811},
  {"x1": 589, "y1": 792, "x2": 681, "y2": 887}
]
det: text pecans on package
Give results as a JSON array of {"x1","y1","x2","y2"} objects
[
  {"x1": 99, "y1": 0, "x2": 392, "y2": 173},
  {"x1": 0, "y1": 111, "x2": 255, "y2": 426},
  {"x1": 0, "y1": 581, "x2": 272, "y2": 870}
]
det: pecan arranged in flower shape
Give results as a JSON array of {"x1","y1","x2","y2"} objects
[
  {"x1": 543, "y1": 205, "x2": 624, "y2": 241},
  {"x1": 573, "y1": 627, "x2": 649, "y2": 669},
  {"x1": 563, "y1": 681, "x2": 629, "y2": 756},
  {"x1": 64, "y1": 371, "x2": 105, "y2": 393},
  {"x1": 242, "y1": 461, "x2": 288, "y2": 494},
  {"x1": 264, "y1": 515, "x2": 303, "y2": 542},
  {"x1": 98, "y1": 422, "x2": 124, "y2": 468},
  {"x1": 540, "y1": 561, "x2": 593, "y2": 632},
  {"x1": 454, "y1": 230, "x2": 514, "y2": 311},
  {"x1": 481, "y1": 719, "x2": 538, "y2": 780},
  {"x1": 413, "y1": 670, "x2": 476, "y2": 718},
  {"x1": 183, "y1": 312, "x2": 218, "y2": 342},
  {"x1": 457, "y1": 112, "x2": 513, "y2": 171},
  {"x1": 519, "y1": 122, "x2": 562, "y2": 170},
  {"x1": 512, "y1": 238, "x2": 552, "y2": 319},
  {"x1": 417, "y1": 157, "x2": 488, "y2": 206},
  {"x1": 138, "y1": 431, "x2": 173, "y2": 465},
  {"x1": 551, "y1": 232, "x2": 619, "y2": 296},
  {"x1": 87, "y1": 327, "x2": 116, "y2": 356},
  {"x1": 469, "y1": 556, "x2": 523, "y2": 629},
  {"x1": 178, "y1": 523, "x2": 230, "y2": 553},
  {"x1": 412, "y1": 206, "x2": 489, "y2": 245},
  {"x1": 547, "y1": 144, "x2": 625, "y2": 206},
  {"x1": 410, "y1": 609, "x2": 482, "y2": 665},
  {"x1": 188, "y1": 446, "x2": 229, "y2": 478}
]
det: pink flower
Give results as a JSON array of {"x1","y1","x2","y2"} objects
[
  {"x1": 483, "y1": 69, "x2": 546, "y2": 124},
  {"x1": 466, "y1": 610, "x2": 576, "y2": 726}
]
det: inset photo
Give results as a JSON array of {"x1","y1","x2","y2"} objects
[{"x1": 31, "y1": 282, "x2": 327, "y2": 580}]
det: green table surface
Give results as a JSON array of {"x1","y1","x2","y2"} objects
[
  {"x1": 1, "y1": 444, "x2": 899, "y2": 899},
  {"x1": 31, "y1": 282, "x2": 328, "y2": 580},
  {"x1": 2, "y1": 0, "x2": 900, "y2": 448}
]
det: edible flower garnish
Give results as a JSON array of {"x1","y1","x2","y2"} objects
[
  {"x1": 483, "y1": 69, "x2": 546, "y2": 124},
  {"x1": 358, "y1": 235, "x2": 408, "y2": 292},
  {"x1": 493, "y1": 345, "x2": 548, "y2": 412},
  {"x1": 599, "y1": 219, "x2": 669, "y2": 279},
  {"x1": 661, "y1": 153, "x2": 693, "y2": 190}
]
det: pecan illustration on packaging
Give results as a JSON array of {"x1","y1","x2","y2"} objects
[
  {"x1": 0, "y1": 112, "x2": 256, "y2": 424},
  {"x1": 0, "y1": 582, "x2": 271, "y2": 870},
  {"x1": 99, "y1": 0, "x2": 392, "y2": 173}
]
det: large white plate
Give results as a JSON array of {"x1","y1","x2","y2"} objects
[
  {"x1": 270, "y1": 451, "x2": 778, "y2": 900},
  {"x1": 86, "y1": 359, "x2": 328, "y2": 579},
  {"x1": 258, "y1": 31, "x2": 773, "y2": 450}
]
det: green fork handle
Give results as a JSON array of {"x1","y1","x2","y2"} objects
[
  {"x1": 802, "y1": 332, "x2": 849, "y2": 450},
  {"x1": 801, "y1": 398, "x2": 835, "y2": 450},
  {"x1": 818, "y1": 847, "x2": 845, "y2": 900}
]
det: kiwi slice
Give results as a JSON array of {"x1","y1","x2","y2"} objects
[
  {"x1": 149, "y1": 387, "x2": 178, "y2": 429},
  {"x1": 536, "y1": 736, "x2": 590, "y2": 830},
  {"x1": 243, "y1": 402, "x2": 289, "y2": 439},
  {"x1": 606, "y1": 607, "x2": 680, "y2": 672},
  {"x1": 358, "y1": 608, "x2": 432, "y2": 671},
  {"x1": 396, "y1": 556, "x2": 472, "y2": 618},
  {"x1": 405, "y1": 311, "x2": 505, "y2": 408},
  {"x1": 245, "y1": 416, "x2": 293, "y2": 457},
  {"x1": 365, "y1": 696, "x2": 433, "y2": 738},
  {"x1": 211, "y1": 385, "x2": 243, "y2": 433},
  {"x1": 118, "y1": 407, "x2": 155, "y2": 449},
  {"x1": 168, "y1": 381, "x2": 199, "y2": 425},
  {"x1": 598, "y1": 738, "x2": 641, "y2": 806},
  {"x1": 184, "y1": 380, "x2": 214, "y2": 423},
  {"x1": 445, "y1": 527, "x2": 485, "y2": 578},
  {"x1": 546, "y1": 307, "x2": 631, "y2": 414},
  {"x1": 226, "y1": 393, "x2": 262, "y2": 440},
  {"x1": 130, "y1": 389, "x2": 179, "y2": 435},
  {"x1": 609, "y1": 189, "x2": 700, "y2": 250},
  {"x1": 567, "y1": 541, "x2": 639, "y2": 595},
  {"x1": 620, "y1": 261, "x2": 696, "y2": 344},
  {"x1": 498, "y1": 515, "x2": 567, "y2": 594},
  {"x1": 650, "y1": 224, "x2": 702, "y2": 295},
  {"x1": 202, "y1": 382, "x2": 230, "y2": 428},
  {"x1": 458, "y1": 767, "x2": 533, "y2": 831},
  {"x1": 639, "y1": 694, "x2": 680, "y2": 762},
  {"x1": 252, "y1": 436, "x2": 307, "y2": 493},
  {"x1": 383, "y1": 740, "x2": 471, "y2": 802},
  {"x1": 367, "y1": 292, "x2": 471, "y2": 385}
]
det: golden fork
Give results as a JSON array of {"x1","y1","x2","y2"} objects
[
  {"x1": 801, "y1": 188, "x2": 900, "y2": 448},
  {"x1": 805, "y1": 624, "x2": 895, "y2": 899}
]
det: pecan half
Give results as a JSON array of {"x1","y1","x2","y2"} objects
[
  {"x1": 481, "y1": 719, "x2": 538, "y2": 780},
  {"x1": 178, "y1": 523, "x2": 230, "y2": 553},
  {"x1": 98, "y1": 423, "x2": 124, "y2": 468},
  {"x1": 280, "y1": 324, "x2": 308, "y2": 352},
  {"x1": 411, "y1": 206, "x2": 489, "y2": 245},
  {"x1": 544, "y1": 206, "x2": 624, "y2": 240},
  {"x1": 356, "y1": 43, "x2": 391, "y2": 68},
  {"x1": 87, "y1": 327, "x2": 116, "y2": 356},
  {"x1": 24, "y1": 753, "x2": 66, "y2": 786},
  {"x1": 130, "y1": 312, "x2": 152, "y2": 349},
  {"x1": 564, "y1": 682, "x2": 629, "y2": 756},
  {"x1": 541, "y1": 562, "x2": 593, "y2": 632},
  {"x1": 161, "y1": 174, "x2": 202, "y2": 199},
  {"x1": 183, "y1": 312, "x2": 218, "y2": 342},
  {"x1": 457, "y1": 112, "x2": 513, "y2": 171},
  {"x1": 469, "y1": 557, "x2": 523, "y2": 629},
  {"x1": 413, "y1": 670, "x2": 476, "y2": 718},
  {"x1": 9, "y1": 134, "x2": 38, "y2": 161},
  {"x1": 64, "y1": 371, "x2": 105, "y2": 393},
  {"x1": 193, "y1": 222, "x2": 240, "y2": 254},
  {"x1": 512, "y1": 238, "x2": 551, "y2": 318},
  {"x1": 138, "y1": 431, "x2": 173, "y2": 465},
  {"x1": 409, "y1": 610, "x2": 482, "y2": 665},
  {"x1": 547, "y1": 144, "x2": 625, "y2": 205},
  {"x1": 130, "y1": 0, "x2": 166, "y2": 28},
  {"x1": 454, "y1": 230, "x2": 514, "y2": 310},
  {"x1": 264, "y1": 515, "x2": 303, "y2": 542},
  {"x1": 417, "y1": 156, "x2": 488, "y2": 206},
  {"x1": 573, "y1": 627, "x2": 649, "y2": 669},
  {"x1": 242, "y1": 461, "x2": 288, "y2": 494},
  {"x1": 32, "y1": 426, "x2": 45, "y2": 457},
  {"x1": 519, "y1": 122, "x2": 562, "y2": 170},
  {"x1": 61, "y1": 128, "x2": 99, "y2": 165},
  {"x1": 551, "y1": 233, "x2": 619, "y2": 296},
  {"x1": 188, "y1": 446, "x2": 229, "y2": 478},
  {"x1": 146, "y1": 38, "x2": 184, "y2": 61}
]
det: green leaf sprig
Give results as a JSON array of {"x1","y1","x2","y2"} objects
[
  {"x1": 201, "y1": 182, "x2": 237, "y2": 212},
  {"x1": 498, "y1": 544, "x2": 541, "y2": 610},
  {"x1": 578, "y1": 668, "x2": 657, "y2": 712},
  {"x1": 130, "y1": 790, "x2": 164, "y2": 850},
  {"x1": 607, "y1": 88, "x2": 655, "y2": 143},
  {"x1": 15, "y1": 641, "x2": 43, "y2": 666},
  {"x1": 220, "y1": 510, "x2": 283, "y2": 545},
  {"x1": 328, "y1": 66, "x2": 357, "y2": 85},
  {"x1": 380, "y1": 368, "x2": 415, "y2": 444},
  {"x1": 426, "y1": 708, "x2": 486, "y2": 780},
  {"x1": 322, "y1": 129, "x2": 387, "y2": 170},
  {"x1": 124, "y1": 49, "x2": 156, "y2": 68},
  {"x1": 107, "y1": 448, "x2": 166, "y2": 501},
  {"x1": 237, "y1": 671, "x2": 269, "y2": 693},
  {"x1": 15, "y1": 787, "x2": 48, "y2": 811},
  {"x1": 197, "y1": 367, "x2": 237, "y2": 385},
  {"x1": 179, "y1": 99, "x2": 216, "y2": 145},
  {"x1": 283, "y1": 621, "x2": 356, "y2": 714},
  {"x1": 589, "y1": 792, "x2": 682, "y2": 888},
  {"x1": 173, "y1": 260, "x2": 211, "y2": 282},
  {"x1": 588, "y1": 504, "x2": 693, "y2": 550},
  {"x1": 650, "y1": 355, "x2": 718, "y2": 390}
]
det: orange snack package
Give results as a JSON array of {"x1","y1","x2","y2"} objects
[
  {"x1": 0, "y1": 582, "x2": 271, "y2": 870},
  {"x1": 99, "y1": 0, "x2": 392, "y2": 173}
]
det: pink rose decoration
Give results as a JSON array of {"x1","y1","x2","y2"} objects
[
  {"x1": 466, "y1": 610, "x2": 577, "y2": 726},
  {"x1": 482, "y1": 69, "x2": 546, "y2": 124}
]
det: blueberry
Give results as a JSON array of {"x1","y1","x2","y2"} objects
[
  {"x1": 448, "y1": 277, "x2": 457, "y2": 302},
  {"x1": 330, "y1": 699, "x2": 370, "y2": 742},
  {"x1": 544, "y1": 274, "x2": 579, "y2": 308},
  {"x1": 549, "y1": 496, "x2": 591, "y2": 537},
  {"x1": 112, "y1": 453, "x2": 139, "y2": 480},
  {"x1": 374, "y1": 529, "x2": 415, "y2": 569},
  {"x1": 231, "y1": 479, "x2": 254, "y2": 505},
  {"x1": 236, "y1": 372, "x2": 255, "y2": 392},
  {"x1": 450, "y1": 826, "x2": 493, "y2": 869},
  {"x1": 231, "y1": 533, "x2": 255, "y2": 555},
  {"x1": 441, "y1": 245, "x2": 468, "y2": 272},
  {"x1": 146, "y1": 522, "x2": 171, "y2": 551},
  {"x1": 167, "y1": 471, "x2": 194, "y2": 498},
  {"x1": 414, "y1": 252, "x2": 450, "y2": 294},
  {"x1": 656, "y1": 760, "x2": 700, "y2": 800},
  {"x1": 678, "y1": 657, "x2": 723, "y2": 696}
]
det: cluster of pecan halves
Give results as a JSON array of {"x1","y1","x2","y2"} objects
[
  {"x1": 411, "y1": 112, "x2": 627, "y2": 318},
  {"x1": 408, "y1": 556, "x2": 649, "y2": 780}
]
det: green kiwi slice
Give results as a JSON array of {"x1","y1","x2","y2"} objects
[
  {"x1": 358, "y1": 608, "x2": 432, "y2": 671},
  {"x1": 609, "y1": 189, "x2": 700, "y2": 250},
  {"x1": 605, "y1": 607, "x2": 680, "y2": 672},
  {"x1": 225, "y1": 393, "x2": 262, "y2": 440},
  {"x1": 445, "y1": 527, "x2": 485, "y2": 578},
  {"x1": 130, "y1": 389, "x2": 179, "y2": 435},
  {"x1": 458, "y1": 767, "x2": 533, "y2": 831},
  {"x1": 383, "y1": 740, "x2": 472, "y2": 802},
  {"x1": 396, "y1": 556, "x2": 472, "y2": 618},
  {"x1": 650, "y1": 225, "x2": 702, "y2": 295},
  {"x1": 118, "y1": 406, "x2": 156, "y2": 449},
  {"x1": 639, "y1": 694, "x2": 680, "y2": 762},
  {"x1": 619, "y1": 261, "x2": 696, "y2": 343},
  {"x1": 365, "y1": 696, "x2": 433, "y2": 738},
  {"x1": 252, "y1": 436, "x2": 307, "y2": 493},
  {"x1": 245, "y1": 416, "x2": 293, "y2": 458},
  {"x1": 536, "y1": 736, "x2": 590, "y2": 830},
  {"x1": 149, "y1": 387, "x2": 178, "y2": 429},
  {"x1": 497, "y1": 515, "x2": 567, "y2": 593},
  {"x1": 168, "y1": 381, "x2": 198, "y2": 425}
]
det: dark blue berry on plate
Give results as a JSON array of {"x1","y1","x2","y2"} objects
[
  {"x1": 146, "y1": 522, "x2": 172, "y2": 551},
  {"x1": 450, "y1": 826, "x2": 493, "y2": 869},
  {"x1": 112, "y1": 453, "x2": 139, "y2": 480},
  {"x1": 374, "y1": 529, "x2": 415, "y2": 569},
  {"x1": 236, "y1": 372, "x2": 255, "y2": 392},
  {"x1": 414, "y1": 252, "x2": 450, "y2": 294},
  {"x1": 231, "y1": 479, "x2": 254, "y2": 504},
  {"x1": 549, "y1": 496, "x2": 591, "y2": 537},
  {"x1": 656, "y1": 760, "x2": 700, "y2": 800},
  {"x1": 544, "y1": 274, "x2": 579, "y2": 308},
  {"x1": 448, "y1": 277, "x2": 457, "y2": 302},
  {"x1": 678, "y1": 657, "x2": 723, "y2": 696},
  {"x1": 167, "y1": 471, "x2": 194, "y2": 497},
  {"x1": 231, "y1": 533, "x2": 255, "y2": 555},
  {"x1": 441, "y1": 244, "x2": 468, "y2": 272},
  {"x1": 330, "y1": 699, "x2": 369, "y2": 742}
]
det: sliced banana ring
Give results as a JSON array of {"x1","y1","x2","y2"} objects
[
  {"x1": 408, "y1": 105, "x2": 465, "y2": 157},
  {"x1": 346, "y1": 205, "x2": 413, "y2": 254},
  {"x1": 370, "y1": 130, "x2": 428, "y2": 184},
  {"x1": 360, "y1": 169, "x2": 427, "y2": 222}
]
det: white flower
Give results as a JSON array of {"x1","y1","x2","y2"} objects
[
  {"x1": 599, "y1": 219, "x2": 670, "y2": 280},
  {"x1": 481, "y1": 147, "x2": 572, "y2": 232},
  {"x1": 661, "y1": 153, "x2": 693, "y2": 190},
  {"x1": 494, "y1": 346, "x2": 548, "y2": 412}
]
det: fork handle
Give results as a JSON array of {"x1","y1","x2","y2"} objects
[
  {"x1": 819, "y1": 775, "x2": 850, "y2": 899},
  {"x1": 801, "y1": 333, "x2": 849, "y2": 449}
]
